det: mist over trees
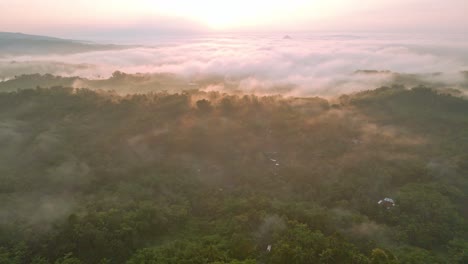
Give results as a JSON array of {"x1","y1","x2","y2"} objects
[
  {"x1": 2, "y1": 31, "x2": 468, "y2": 96},
  {"x1": 0, "y1": 84, "x2": 466, "y2": 263},
  {"x1": 1, "y1": 71, "x2": 468, "y2": 96}
]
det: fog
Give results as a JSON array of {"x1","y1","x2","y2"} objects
[{"x1": 1, "y1": 33, "x2": 468, "y2": 96}]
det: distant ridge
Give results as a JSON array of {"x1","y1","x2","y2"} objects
[
  {"x1": 0, "y1": 32, "x2": 69, "y2": 41},
  {"x1": 0, "y1": 32, "x2": 130, "y2": 55}
]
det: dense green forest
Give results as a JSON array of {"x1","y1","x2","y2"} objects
[{"x1": 0, "y1": 85, "x2": 466, "y2": 263}]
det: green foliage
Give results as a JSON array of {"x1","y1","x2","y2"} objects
[
  {"x1": 126, "y1": 239, "x2": 230, "y2": 264},
  {"x1": 54, "y1": 254, "x2": 82, "y2": 264},
  {"x1": 394, "y1": 183, "x2": 464, "y2": 249},
  {"x1": 394, "y1": 247, "x2": 440, "y2": 264},
  {"x1": 267, "y1": 222, "x2": 369, "y2": 264},
  {"x1": 448, "y1": 239, "x2": 468, "y2": 264},
  {"x1": 0, "y1": 86, "x2": 466, "y2": 263},
  {"x1": 369, "y1": 248, "x2": 398, "y2": 264}
]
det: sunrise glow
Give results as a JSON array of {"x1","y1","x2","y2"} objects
[
  {"x1": 1, "y1": 0, "x2": 468, "y2": 263},
  {"x1": 1, "y1": 0, "x2": 467, "y2": 35},
  {"x1": 142, "y1": 0, "x2": 314, "y2": 30}
]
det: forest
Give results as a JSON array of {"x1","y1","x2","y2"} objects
[{"x1": 0, "y1": 84, "x2": 467, "y2": 263}]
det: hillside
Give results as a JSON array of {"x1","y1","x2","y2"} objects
[
  {"x1": 0, "y1": 72, "x2": 193, "y2": 93},
  {"x1": 0, "y1": 32, "x2": 127, "y2": 55},
  {"x1": 0, "y1": 86, "x2": 466, "y2": 263},
  {"x1": 2, "y1": 71, "x2": 468, "y2": 96}
]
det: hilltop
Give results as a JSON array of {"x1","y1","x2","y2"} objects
[{"x1": 0, "y1": 32, "x2": 129, "y2": 55}]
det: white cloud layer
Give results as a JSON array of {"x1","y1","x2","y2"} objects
[{"x1": 1, "y1": 33, "x2": 468, "y2": 96}]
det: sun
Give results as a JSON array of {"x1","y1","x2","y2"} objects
[
  {"x1": 188, "y1": 1, "x2": 252, "y2": 30},
  {"x1": 200, "y1": 12, "x2": 239, "y2": 30},
  {"x1": 143, "y1": 0, "x2": 313, "y2": 31},
  {"x1": 143, "y1": 0, "x2": 270, "y2": 30}
]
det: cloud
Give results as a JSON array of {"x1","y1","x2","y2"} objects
[{"x1": 1, "y1": 33, "x2": 468, "y2": 96}]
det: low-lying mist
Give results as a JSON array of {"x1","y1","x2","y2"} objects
[
  {"x1": 1, "y1": 33, "x2": 468, "y2": 96},
  {"x1": 0, "y1": 32, "x2": 467, "y2": 263}
]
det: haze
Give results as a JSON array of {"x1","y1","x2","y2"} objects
[
  {"x1": 1, "y1": 0, "x2": 468, "y2": 263},
  {"x1": 1, "y1": 33, "x2": 468, "y2": 96},
  {"x1": 2, "y1": 0, "x2": 467, "y2": 38}
]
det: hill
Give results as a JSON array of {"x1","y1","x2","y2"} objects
[
  {"x1": 0, "y1": 86, "x2": 466, "y2": 263},
  {"x1": 0, "y1": 32, "x2": 128, "y2": 55}
]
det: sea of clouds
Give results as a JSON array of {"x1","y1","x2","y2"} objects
[{"x1": 1, "y1": 33, "x2": 468, "y2": 96}]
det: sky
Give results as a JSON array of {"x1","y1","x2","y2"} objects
[{"x1": 1, "y1": 0, "x2": 467, "y2": 38}]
